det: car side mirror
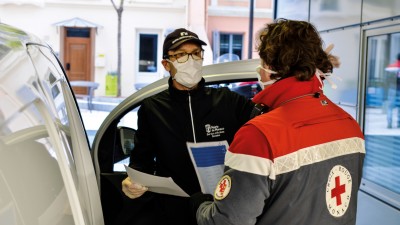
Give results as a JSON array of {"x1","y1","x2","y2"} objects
[{"x1": 118, "y1": 126, "x2": 136, "y2": 156}]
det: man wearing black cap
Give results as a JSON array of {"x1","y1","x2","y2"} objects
[{"x1": 120, "y1": 28, "x2": 255, "y2": 225}]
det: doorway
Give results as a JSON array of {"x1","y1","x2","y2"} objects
[{"x1": 62, "y1": 27, "x2": 95, "y2": 95}]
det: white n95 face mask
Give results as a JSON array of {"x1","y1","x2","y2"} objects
[
  {"x1": 256, "y1": 65, "x2": 279, "y2": 89},
  {"x1": 259, "y1": 79, "x2": 277, "y2": 88},
  {"x1": 169, "y1": 57, "x2": 203, "y2": 88}
]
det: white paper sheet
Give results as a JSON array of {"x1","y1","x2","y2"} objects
[
  {"x1": 124, "y1": 165, "x2": 189, "y2": 197},
  {"x1": 187, "y1": 140, "x2": 229, "y2": 194}
]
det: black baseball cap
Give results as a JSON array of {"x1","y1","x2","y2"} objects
[{"x1": 163, "y1": 28, "x2": 207, "y2": 59}]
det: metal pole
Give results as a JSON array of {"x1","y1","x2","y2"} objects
[{"x1": 248, "y1": 0, "x2": 254, "y2": 59}]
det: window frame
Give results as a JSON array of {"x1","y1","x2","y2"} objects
[{"x1": 359, "y1": 24, "x2": 400, "y2": 209}]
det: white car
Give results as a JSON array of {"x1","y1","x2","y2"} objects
[{"x1": 0, "y1": 23, "x2": 261, "y2": 225}]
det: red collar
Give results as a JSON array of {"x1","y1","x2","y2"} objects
[{"x1": 252, "y1": 75, "x2": 323, "y2": 110}]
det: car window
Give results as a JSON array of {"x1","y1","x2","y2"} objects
[
  {"x1": 207, "y1": 81, "x2": 261, "y2": 99},
  {"x1": 27, "y1": 44, "x2": 102, "y2": 224},
  {"x1": 0, "y1": 43, "x2": 77, "y2": 224}
]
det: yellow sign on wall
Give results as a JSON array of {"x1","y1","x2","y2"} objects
[{"x1": 106, "y1": 73, "x2": 118, "y2": 96}]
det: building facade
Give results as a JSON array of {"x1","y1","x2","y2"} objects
[
  {"x1": 206, "y1": 0, "x2": 273, "y2": 62},
  {"x1": 0, "y1": 0, "x2": 273, "y2": 97}
]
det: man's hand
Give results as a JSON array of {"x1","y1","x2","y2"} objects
[{"x1": 121, "y1": 177, "x2": 148, "y2": 199}]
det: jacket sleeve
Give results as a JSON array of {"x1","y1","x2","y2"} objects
[
  {"x1": 196, "y1": 168, "x2": 270, "y2": 225},
  {"x1": 129, "y1": 101, "x2": 156, "y2": 174},
  {"x1": 196, "y1": 125, "x2": 272, "y2": 225}
]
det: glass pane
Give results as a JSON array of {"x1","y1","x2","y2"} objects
[
  {"x1": 363, "y1": 0, "x2": 400, "y2": 23},
  {"x1": 232, "y1": 34, "x2": 242, "y2": 48},
  {"x1": 320, "y1": 27, "x2": 360, "y2": 119},
  {"x1": 232, "y1": 34, "x2": 243, "y2": 59},
  {"x1": 276, "y1": 0, "x2": 309, "y2": 21},
  {"x1": 364, "y1": 32, "x2": 400, "y2": 196},
  {"x1": 28, "y1": 44, "x2": 99, "y2": 224},
  {"x1": 219, "y1": 34, "x2": 229, "y2": 55},
  {"x1": 219, "y1": 34, "x2": 243, "y2": 60},
  {"x1": 208, "y1": 80, "x2": 261, "y2": 100},
  {"x1": 0, "y1": 44, "x2": 75, "y2": 225},
  {"x1": 66, "y1": 27, "x2": 90, "y2": 38},
  {"x1": 114, "y1": 107, "x2": 140, "y2": 172},
  {"x1": 139, "y1": 34, "x2": 157, "y2": 72},
  {"x1": 320, "y1": 0, "x2": 338, "y2": 11}
]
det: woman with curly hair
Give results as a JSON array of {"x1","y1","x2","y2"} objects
[{"x1": 191, "y1": 19, "x2": 365, "y2": 225}]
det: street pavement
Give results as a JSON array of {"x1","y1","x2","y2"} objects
[{"x1": 80, "y1": 109, "x2": 110, "y2": 131}]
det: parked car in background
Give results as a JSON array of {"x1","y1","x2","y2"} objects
[
  {"x1": 230, "y1": 81, "x2": 261, "y2": 99},
  {"x1": 0, "y1": 22, "x2": 261, "y2": 225}
]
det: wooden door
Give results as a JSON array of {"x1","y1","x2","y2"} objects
[{"x1": 63, "y1": 27, "x2": 93, "y2": 95}]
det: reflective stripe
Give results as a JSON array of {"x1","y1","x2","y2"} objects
[
  {"x1": 225, "y1": 150, "x2": 275, "y2": 178},
  {"x1": 188, "y1": 93, "x2": 197, "y2": 143},
  {"x1": 225, "y1": 137, "x2": 365, "y2": 180}
]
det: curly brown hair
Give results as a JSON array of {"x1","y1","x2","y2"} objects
[{"x1": 256, "y1": 18, "x2": 333, "y2": 81}]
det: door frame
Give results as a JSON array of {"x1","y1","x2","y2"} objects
[{"x1": 359, "y1": 21, "x2": 400, "y2": 209}]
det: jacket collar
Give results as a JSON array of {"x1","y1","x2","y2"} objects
[
  {"x1": 168, "y1": 77, "x2": 206, "y2": 100},
  {"x1": 252, "y1": 75, "x2": 323, "y2": 110}
]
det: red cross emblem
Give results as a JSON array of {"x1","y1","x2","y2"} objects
[
  {"x1": 214, "y1": 175, "x2": 231, "y2": 200},
  {"x1": 331, "y1": 176, "x2": 346, "y2": 206},
  {"x1": 219, "y1": 179, "x2": 227, "y2": 193},
  {"x1": 326, "y1": 165, "x2": 352, "y2": 217}
]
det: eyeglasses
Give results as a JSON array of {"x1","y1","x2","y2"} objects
[
  {"x1": 256, "y1": 65, "x2": 277, "y2": 74},
  {"x1": 168, "y1": 50, "x2": 204, "y2": 63}
]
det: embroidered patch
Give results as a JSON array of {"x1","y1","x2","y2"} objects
[
  {"x1": 205, "y1": 124, "x2": 225, "y2": 138},
  {"x1": 325, "y1": 165, "x2": 352, "y2": 217},
  {"x1": 214, "y1": 175, "x2": 231, "y2": 200}
]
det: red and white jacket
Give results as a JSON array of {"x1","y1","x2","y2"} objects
[{"x1": 197, "y1": 75, "x2": 365, "y2": 225}]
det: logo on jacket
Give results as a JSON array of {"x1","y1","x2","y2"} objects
[
  {"x1": 214, "y1": 175, "x2": 231, "y2": 200},
  {"x1": 205, "y1": 124, "x2": 225, "y2": 138},
  {"x1": 325, "y1": 165, "x2": 352, "y2": 217}
]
